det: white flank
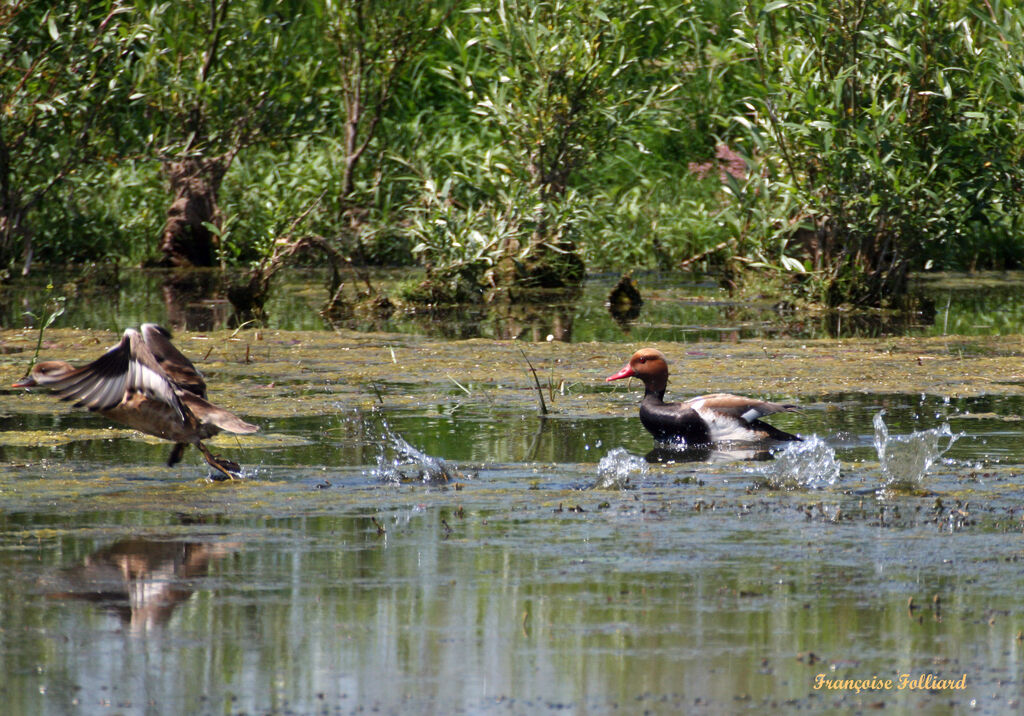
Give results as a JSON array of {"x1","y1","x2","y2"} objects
[{"x1": 693, "y1": 407, "x2": 761, "y2": 442}]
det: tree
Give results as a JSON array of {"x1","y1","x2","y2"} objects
[
  {"x1": 129, "y1": 0, "x2": 326, "y2": 267},
  {"x1": 409, "y1": 0, "x2": 681, "y2": 298},
  {"x1": 235, "y1": 0, "x2": 461, "y2": 320},
  {"x1": 0, "y1": 2, "x2": 138, "y2": 276},
  {"x1": 730, "y1": 0, "x2": 1024, "y2": 306}
]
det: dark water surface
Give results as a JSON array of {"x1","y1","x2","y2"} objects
[{"x1": 2, "y1": 385, "x2": 1024, "y2": 714}]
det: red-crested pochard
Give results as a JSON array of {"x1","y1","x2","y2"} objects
[
  {"x1": 606, "y1": 348, "x2": 799, "y2": 444},
  {"x1": 12, "y1": 324, "x2": 257, "y2": 479}
]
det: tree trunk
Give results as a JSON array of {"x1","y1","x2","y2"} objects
[{"x1": 158, "y1": 156, "x2": 229, "y2": 267}]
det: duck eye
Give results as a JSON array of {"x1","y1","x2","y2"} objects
[{"x1": 638, "y1": 357, "x2": 647, "y2": 363}]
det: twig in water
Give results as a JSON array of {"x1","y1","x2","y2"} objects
[
  {"x1": 519, "y1": 347, "x2": 548, "y2": 416},
  {"x1": 371, "y1": 516, "x2": 386, "y2": 536},
  {"x1": 371, "y1": 383, "x2": 385, "y2": 405},
  {"x1": 230, "y1": 320, "x2": 257, "y2": 339},
  {"x1": 446, "y1": 374, "x2": 472, "y2": 396}
]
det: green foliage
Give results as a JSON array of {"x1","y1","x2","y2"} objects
[
  {"x1": 727, "y1": 0, "x2": 1024, "y2": 305},
  {"x1": 8, "y1": 0, "x2": 1024, "y2": 311},
  {"x1": 33, "y1": 160, "x2": 166, "y2": 265},
  {"x1": 127, "y1": 0, "x2": 326, "y2": 156},
  {"x1": 0, "y1": 2, "x2": 142, "y2": 273},
  {"x1": 402, "y1": 0, "x2": 684, "y2": 296}
]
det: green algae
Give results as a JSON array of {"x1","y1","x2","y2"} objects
[
  {"x1": 5, "y1": 329, "x2": 1024, "y2": 428},
  {"x1": 0, "y1": 427, "x2": 137, "y2": 447}
]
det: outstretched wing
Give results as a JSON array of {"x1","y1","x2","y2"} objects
[
  {"x1": 46, "y1": 328, "x2": 187, "y2": 423},
  {"x1": 141, "y1": 323, "x2": 207, "y2": 398}
]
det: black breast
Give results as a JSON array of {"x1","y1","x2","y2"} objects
[{"x1": 639, "y1": 397, "x2": 712, "y2": 444}]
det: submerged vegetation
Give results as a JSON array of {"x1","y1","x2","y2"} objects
[{"x1": 3, "y1": 0, "x2": 1024, "y2": 311}]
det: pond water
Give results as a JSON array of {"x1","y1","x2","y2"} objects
[
  {"x1": 2, "y1": 267, "x2": 1024, "y2": 341},
  {"x1": 1, "y1": 283, "x2": 1024, "y2": 714}
]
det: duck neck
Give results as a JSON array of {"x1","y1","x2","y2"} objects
[{"x1": 643, "y1": 378, "x2": 667, "y2": 403}]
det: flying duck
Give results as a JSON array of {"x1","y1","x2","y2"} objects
[{"x1": 12, "y1": 324, "x2": 257, "y2": 479}]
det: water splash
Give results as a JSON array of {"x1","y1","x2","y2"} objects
[
  {"x1": 873, "y1": 410, "x2": 960, "y2": 490},
  {"x1": 754, "y1": 436, "x2": 840, "y2": 490},
  {"x1": 594, "y1": 447, "x2": 648, "y2": 490},
  {"x1": 371, "y1": 418, "x2": 465, "y2": 484}
]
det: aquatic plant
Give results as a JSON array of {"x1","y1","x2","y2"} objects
[{"x1": 23, "y1": 286, "x2": 66, "y2": 374}]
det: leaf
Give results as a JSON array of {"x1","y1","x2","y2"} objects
[{"x1": 780, "y1": 255, "x2": 805, "y2": 273}]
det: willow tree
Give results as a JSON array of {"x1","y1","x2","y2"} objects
[
  {"x1": 407, "y1": 0, "x2": 682, "y2": 299},
  {"x1": 322, "y1": 0, "x2": 459, "y2": 286},
  {"x1": 0, "y1": 2, "x2": 138, "y2": 276},
  {"x1": 731, "y1": 0, "x2": 1024, "y2": 307},
  {"x1": 221, "y1": 0, "x2": 460, "y2": 321},
  {"x1": 129, "y1": 0, "x2": 325, "y2": 267}
]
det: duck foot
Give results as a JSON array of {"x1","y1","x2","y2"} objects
[
  {"x1": 198, "y1": 442, "x2": 245, "y2": 481},
  {"x1": 207, "y1": 456, "x2": 245, "y2": 481}
]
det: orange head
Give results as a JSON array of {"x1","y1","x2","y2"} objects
[{"x1": 606, "y1": 348, "x2": 670, "y2": 394}]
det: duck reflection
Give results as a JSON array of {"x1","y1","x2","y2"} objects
[
  {"x1": 41, "y1": 537, "x2": 237, "y2": 632},
  {"x1": 646, "y1": 444, "x2": 776, "y2": 464}
]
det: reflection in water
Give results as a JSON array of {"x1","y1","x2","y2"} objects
[
  {"x1": 383, "y1": 288, "x2": 581, "y2": 341},
  {"x1": 6, "y1": 506, "x2": 1011, "y2": 714},
  {"x1": 2, "y1": 392, "x2": 1024, "y2": 712},
  {"x1": 485, "y1": 288, "x2": 579, "y2": 341},
  {"x1": 606, "y1": 274, "x2": 644, "y2": 334},
  {"x1": 4, "y1": 266, "x2": 1024, "y2": 340},
  {"x1": 160, "y1": 269, "x2": 231, "y2": 332},
  {"x1": 645, "y1": 443, "x2": 775, "y2": 464},
  {"x1": 40, "y1": 537, "x2": 236, "y2": 633}
]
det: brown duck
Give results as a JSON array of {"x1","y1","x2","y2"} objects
[
  {"x1": 12, "y1": 324, "x2": 257, "y2": 479},
  {"x1": 606, "y1": 348, "x2": 800, "y2": 444}
]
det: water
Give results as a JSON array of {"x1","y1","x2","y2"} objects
[
  {"x1": 594, "y1": 446, "x2": 647, "y2": 489},
  {"x1": 371, "y1": 415, "x2": 467, "y2": 484},
  {"x1": 4, "y1": 267, "x2": 1024, "y2": 341},
  {"x1": 873, "y1": 410, "x2": 961, "y2": 490},
  {"x1": 754, "y1": 435, "x2": 841, "y2": 490},
  {"x1": 2, "y1": 329, "x2": 1024, "y2": 713}
]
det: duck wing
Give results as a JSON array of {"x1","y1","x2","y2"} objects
[
  {"x1": 685, "y1": 393, "x2": 798, "y2": 423},
  {"x1": 46, "y1": 328, "x2": 187, "y2": 422},
  {"x1": 141, "y1": 323, "x2": 207, "y2": 398}
]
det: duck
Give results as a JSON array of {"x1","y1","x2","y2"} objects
[
  {"x1": 606, "y1": 347, "x2": 800, "y2": 445},
  {"x1": 12, "y1": 323, "x2": 258, "y2": 479}
]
